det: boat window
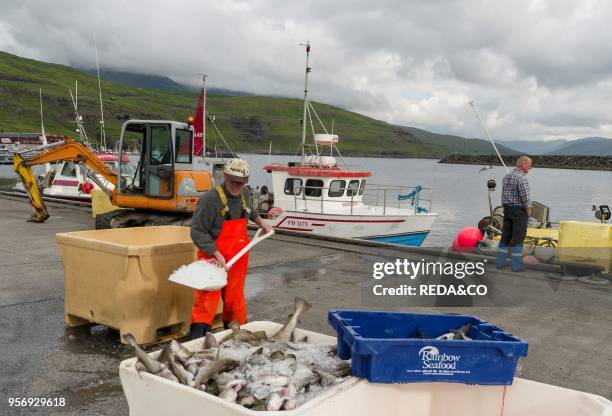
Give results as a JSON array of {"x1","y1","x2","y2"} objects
[
  {"x1": 358, "y1": 179, "x2": 366, "y2": 195},
  {"x1": 284, "y1": 178, "x2": 302, "y2": 195},
  {"x1": 328, "y1": 180, "x2": 346, "y2": 197},
  {"x1": 60, "y1": 162, "x2": 77, "y2": 177},
  {"x1": 175, "y1": 129, "x2": 192, "y2": 164},
  {"x1": 347, "y1": 180, "x2": 360, "y2": 197},
  {"x1": 305, "y1": 179, "x2": 324, "y2": 197}
]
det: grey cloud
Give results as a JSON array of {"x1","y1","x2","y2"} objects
[{"x1": 2, "y1": 0, "x2": 612, "y2": 140}]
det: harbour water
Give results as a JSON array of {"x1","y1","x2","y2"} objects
[
  {"x1": 2, "y1": 155, "x2": 611, "y2": 247},
  {"x1": 243, "y1": 154, "x2": 612, "y2": 246}
]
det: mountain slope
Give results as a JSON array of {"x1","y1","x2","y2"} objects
[
  {"x1": 83, "y1": 68, "x2": 250, "y2": 96},
  {"x1": 401, "y1": 126, "x2": 518, "y2": 155},
  {"x1": 0, "y1": 50, "x2": 500, "y2": 157},
  {"x1": 84, "y1": 68, "x2": 189, "y2": 92},
  {"x1": 547, "y1": 137, "x2": 612, "y2": 156},
  {"x1": 497, "y1": 139, "x2": 568, "y2": 155}
]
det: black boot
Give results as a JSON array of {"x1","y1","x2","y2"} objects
[{"x1": 189, "y1": 323, "x2": 211, "y2": 340}]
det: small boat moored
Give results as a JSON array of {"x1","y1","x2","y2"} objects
[
  {"x1": 13, "y1": 151, "x2": 135, "y2": 204},
  {"x1": 252, "y1": 43, "x2": 437, "y2": 247}
]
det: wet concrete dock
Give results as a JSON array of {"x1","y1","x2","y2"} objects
[{"x1": 0, "y1": 195, "x2": 610, "y2": 415}]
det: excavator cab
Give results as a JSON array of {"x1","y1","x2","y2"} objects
[
  {"x1": 95, "y1": 119, "x2": 214, "y2": 225},
  {"x1": 118, "y1": 121, "x2": 181, "y2": 198}
]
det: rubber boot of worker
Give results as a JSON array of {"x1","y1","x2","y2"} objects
[
  {"x1": 496, "y1": 242, "x2": 508, "y2": 269},
  {"x1": 511, "y1": 245, "x2": 524, "y2": 272},
  {"x1": 189, "y1": 322, "x2": 211, "y2": 340}
]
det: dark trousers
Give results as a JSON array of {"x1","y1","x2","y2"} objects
[{"x1": 501, "y1": 205, "x2": 528, "y2": 247}]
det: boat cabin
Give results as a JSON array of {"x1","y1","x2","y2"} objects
[{"x1": 264, "y1": 155, "x2": 371, "y2": 213}]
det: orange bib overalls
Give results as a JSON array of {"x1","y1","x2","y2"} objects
[{"x1": 191, "y1": 187, "x2": 250, "y2": 325}]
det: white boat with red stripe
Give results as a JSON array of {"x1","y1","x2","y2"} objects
[
  {"x1": 253, "y1": 43, "x2": 437, "y2": 246},
  {"x1": 13, "y1": 151, "x2": 135, "y2": 203}
]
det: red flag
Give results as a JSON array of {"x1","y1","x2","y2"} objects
[{"x1": 193, "y1": 87, "x2": 205, "y2": 157}]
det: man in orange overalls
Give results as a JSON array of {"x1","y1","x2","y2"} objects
[{"x1": 189, "y1": 158, "x2": 272, "y2": 339}]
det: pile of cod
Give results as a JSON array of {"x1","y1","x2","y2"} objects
[{"x1": 124, "y1": 298, "x2": 351, "y2": 411}]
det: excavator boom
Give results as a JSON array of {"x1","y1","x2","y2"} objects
[{"x1": 13, "y1": 140, "x2": 118, "y2": 222}]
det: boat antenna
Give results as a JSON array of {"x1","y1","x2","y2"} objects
[
  {"x1": 299, "y1": 41, "x2": 311, "y2": 165},
  {"x1": 198, "y1": 73, "x2": 207, "y2": 157},
  {"x1": 94, "y1": 34, "x2": 107, "y2": 150},
  {"x1": 268, "y1": 141, "x2": 272, "y2": 165},
  {"x1": 469, "y1": 101, "x2": 509, "y2": 173},
  {"x1": 39, "y1": 88, "x2": 51, "y2": 173},
  {"x1": 39, "y1": 88, "x2": 47, "y2": 144},
  {"x1": 70, "y1": 82, "x2": 90, "y2": 146}
]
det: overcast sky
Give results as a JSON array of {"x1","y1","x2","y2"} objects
[{"x1": 2, "y1": 0, "x2": 612, "y2": 141}]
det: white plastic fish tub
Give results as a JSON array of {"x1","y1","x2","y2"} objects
[{"x1": 119, "y1": 321, "x2": 612, "y2": 416}]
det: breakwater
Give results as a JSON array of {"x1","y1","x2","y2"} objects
[{"x1": 439, "y1": 154, "x2": 612, "y2": 171}]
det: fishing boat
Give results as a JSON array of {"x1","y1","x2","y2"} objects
[
  {"x1": 252, "y1": 43, "x2": 437, "y2": 246},
  {"x1": 13, "y1": 151, "x2": 135, "y2": 203}
]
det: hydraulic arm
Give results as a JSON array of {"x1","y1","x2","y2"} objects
[{"x1": 13, "y1": 140, "x2": 117, "y2": 222}]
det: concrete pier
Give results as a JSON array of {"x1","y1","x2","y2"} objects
[{"x1": 0, "y1": 195, "x2": 610, "y2": 414}]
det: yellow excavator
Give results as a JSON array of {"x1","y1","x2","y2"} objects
[{"x1": 14, "y1": 119, "x2": 215, "y2": 228}]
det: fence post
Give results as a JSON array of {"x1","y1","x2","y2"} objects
[{"x1": 383, "y1": 189, "x2": 387, "y2": 215}]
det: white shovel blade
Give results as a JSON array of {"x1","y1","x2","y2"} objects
[{"x1": 169, "y1": 260, "x2": 227, "y2": 290}]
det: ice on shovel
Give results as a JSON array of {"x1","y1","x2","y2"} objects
[{"x1": 169, "y1": 260, "x2": 228, "y2": 290}]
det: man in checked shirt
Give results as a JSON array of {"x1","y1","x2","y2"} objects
[{"x1": 497, "y1": 156, "x2": 533, "y2": 272}]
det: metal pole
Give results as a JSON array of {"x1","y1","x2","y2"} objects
[
  {"x1": 469, "y1": 101, "x2": 509, "y2": 173},
  {"x1": 94, "y1": 35, "x2": 106, "y2": 150},
  {"x1": 383, "y1": 189, "x2": 387, "y2": 215},
  {"x1": 39, "y1": 89, "x2": 50, "y2": 174},
  {"x1": 202, "y1": 74, "x2": 207, "y2": 157},
  {"x1": 299, "y1": 42, "x2": 310, "y2": 165}
]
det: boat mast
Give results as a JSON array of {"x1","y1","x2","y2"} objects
[
  {"x1": 202, "y1": 74, "x2": 207, "y2": 157},
  {"x1": 300, "y1": 41, "x2": 311, "y2": 164},
  {"x1": 94, "y1": 35, "x2": 107, "y2": 150},
  {"x1": 39, "y1": 88, "x2": 51, "y2": 173},
  {"x1": 39, "y1": 88, "x2": 47, "y2": 145}
]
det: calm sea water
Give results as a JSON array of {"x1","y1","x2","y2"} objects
[{"x1": 2, "y1": 155, "x2": 611, "y2": 246}]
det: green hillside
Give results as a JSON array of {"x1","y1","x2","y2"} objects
[{"x1": 0, "y1": 51, "x2": 499, "y2": 157}]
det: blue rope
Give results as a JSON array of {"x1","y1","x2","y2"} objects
[
  {"x1": 398, "y1": 185, "x2": 428, "y2": 213},
  {"x1": 398, "y1": 185, "x2": 423, "y2": 203}
]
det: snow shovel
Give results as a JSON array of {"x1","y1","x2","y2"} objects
[{"x1": 169, "y1": 228, "x2": 275, "y2": 290}]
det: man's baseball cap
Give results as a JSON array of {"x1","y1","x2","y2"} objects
[{"x1": 224, "y1": 158, "x2": 250, "y2": 183}]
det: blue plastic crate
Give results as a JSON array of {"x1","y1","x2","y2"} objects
[{"x1": 328, "y1": 310, "x2": 528, "y2": 385}]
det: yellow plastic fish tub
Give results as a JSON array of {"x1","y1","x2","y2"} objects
[
  {"x1": 56, "y1": 226, "x2": 197, "y2": 344},
  {"x1": 557, "y1": 221, "x2": 612, "y2": 272},
  {"x1": 118, "y1": 321, "x2": 612, "y2": 416}
]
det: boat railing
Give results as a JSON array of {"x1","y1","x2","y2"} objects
[
  {"x1": 289, "y1": 184, "x2": 433, "y2": 216},
  {"x1": 264, "y1": 161, "x2": 369, "y2": 172}
]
